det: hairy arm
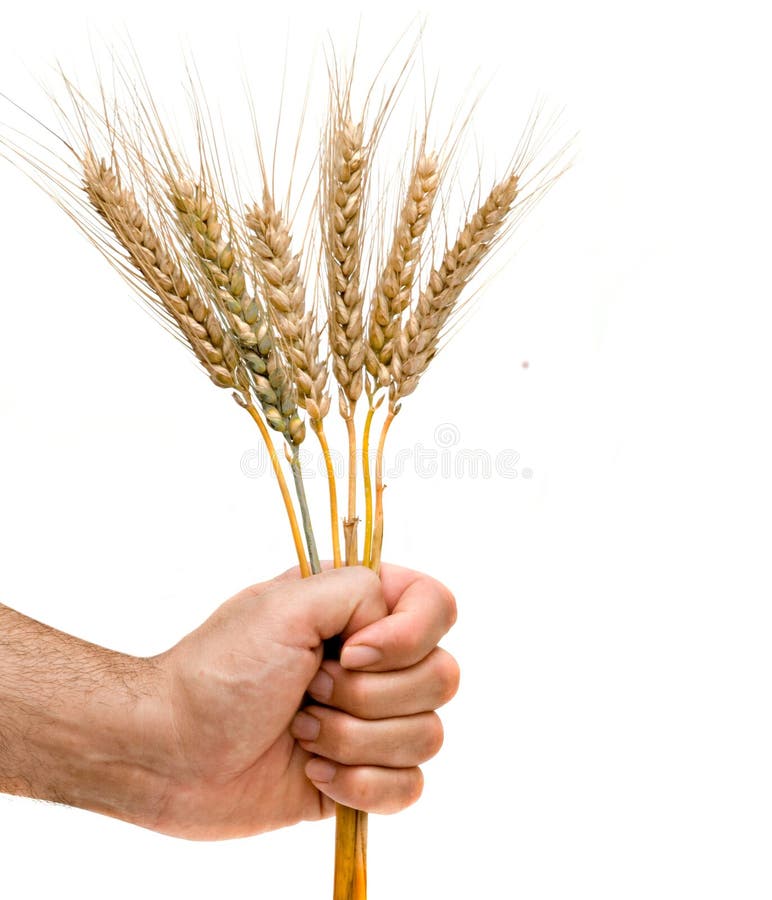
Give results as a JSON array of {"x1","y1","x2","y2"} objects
[{"x1": 0, "y1": 603, "x2": 169, "y2": 826}]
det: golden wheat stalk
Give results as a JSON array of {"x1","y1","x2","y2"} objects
[
  {"x1": 367, "y1": 171, "x2": 522, "y2": 572},
  {"x1": 246, "y1": 193, "x2": 342, "y2": 567},
  {"x1": 319, "y1": 87, "x2": 374, "y2": 898},
  {"x1": 170, "y1": 176, "x2": 323, "y2": 570},
  {"x1": 323, "y1": 104, "x2": 368, "y2": 569},
  {"x1": 362, "y1": 148, "x2": 439, "y2": 562}
]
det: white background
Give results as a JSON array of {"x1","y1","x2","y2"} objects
[{"x1": 1, "y1": 1, "x2": 771, "y2": 898}]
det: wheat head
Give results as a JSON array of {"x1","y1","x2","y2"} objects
[
  {"x1": 366, "y1": 151, "x2": 439, "y2": 388},
  {"x1": 325, "y1": 118, "x2": 366, "y2": 410},
  {"x1": 246, "y1": 194, "x2": 330, "y2": 425},
  {"x1": 83, "y1": 154, "x2": 245, "y2": 392},
  {"x1": 170, "y1": 178, "x2": 305, "y2": 445},
  {"x1": 390, "y1": 172, "x2": 520, "y2": 405}
]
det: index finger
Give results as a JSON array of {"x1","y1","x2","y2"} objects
[{"x1": 339, "y1": 563, "x2": 457, "y2": 672}]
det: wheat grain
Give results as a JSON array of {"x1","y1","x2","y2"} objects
[
  {"x1": 246, "y1": 193, "x2": 330, "y2": 424},
  {"x1": 83, "y1": 154, "x2": 244, "y2": 391},
  {"x1": 390, "y1": 172, "x2": 520, "y2": 405},
  {"x1": 170, "y1": 178, "x2": 305, "y2": 445},
  {"x1": 366, "y1": 151, "x2": 439, "y2": 387}
]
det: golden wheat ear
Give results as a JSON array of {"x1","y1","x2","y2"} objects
[
  {"x1": 389, "y1": 170, "x2": 520, "y2": 406},
  {"x1": 321, "y1": 97, "x2": 369, "y2": 564},
  {"x1": 366, "y1": 149, "x2": 440, "y2": 388},
  {"x1": 246, "y1": 189, "x2": 341, "y2": 566},
  {"x1": 168, "y1": 177, "x2": 306, "y2": 446},
  {"x1": 324, "y1": 115, "x2": 367, "y2": 411},
  {"x1": 83, "y1": 153, "x2": 245, "y2": 390},
  {"x1": 246, "y1": 192, "x2": 330, "y2": 425}
]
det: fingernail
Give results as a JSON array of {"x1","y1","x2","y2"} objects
[
  {"x1": 340, "y1": 644, "x2": 382, "y2": 669},
  {"x1": 308, "y1": 668, "x2": 334, "y2": 702},
  {"x1": 291, "y1": 711, "x2": 321, "y2": 742},
  {"x1": 306, "y1": 758, "x2": 337, "y2": 783}
]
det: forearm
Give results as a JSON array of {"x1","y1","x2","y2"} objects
[{"x1": 0, "y1": 603, "x2": 170, "y2": 827}]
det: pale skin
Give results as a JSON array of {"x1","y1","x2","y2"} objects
[{"x1": 0, "y1": 563, "x2": 459, "y2": 840}]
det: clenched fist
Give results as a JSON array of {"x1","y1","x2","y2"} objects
[{"x1": 0, "y1": 564, "x2": 460, "y2": 841}]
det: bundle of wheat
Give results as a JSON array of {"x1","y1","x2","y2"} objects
[{"x1": 1, "y1": 43, "x2": 564, "y2": 900}]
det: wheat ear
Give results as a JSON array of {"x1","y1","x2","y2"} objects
[
  {"x1": 246, "y1": 193, "x2": 330, "y2": 424},
  {"x1": 247, "y1": 193, "x2": 341, "y2": 566},
  {"x1": 390, "y1": 172, "x2": 520, "y2": 406},
  {"x1": 365, "y1": 151, "x2": 439, "y2": 388},
  {"x1": 369, "y1": 172, "x2": 522, "y2": 569},
  {"x1": 83, "y1": 154, "x2": 243, "y2": 390},
  {"x1": 362, "y1": 150, "x2": 439, "y2": 562},
  {"x1": 169, "y1": 178, "x2": 306, "y2": 447},
  {"x1": 326, "y1": 118, "x2": 366, "y2": 408},
  {"x1": 324, "y1": 116, "x2": 367, "y2": 560}
]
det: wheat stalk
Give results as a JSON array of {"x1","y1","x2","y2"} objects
[
  {"x1": 323, "y1": 109, "x2": 368, "y2": 565},
  {"x1": 170, "y1": 177, "x2": 322, "y2": 570},
  {"x1": 247, "y1": 191, "x2": 341, "y2": 566},
  {"x1": 322, "y1": 101, "x2": 371, "y2": 896},
  {"x1": 362, "y1": 149, "x2": 439, "y2": 560},
  {"x1": 323, "y1": 116, "x2": 371, "y2": 888},
  {"x1": 367, "y1": 172, "x2": 522, "y2": 572}
]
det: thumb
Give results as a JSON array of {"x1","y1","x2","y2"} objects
[
  {"x1": 173, "y1": 567, "x2": 388, "y2": 717},
  {"x1": 253, "y1": 566, "x2": 387, "y2": 654}
]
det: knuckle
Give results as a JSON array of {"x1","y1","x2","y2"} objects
[
  {"x1": 270, "y1": 564, "x2": 304, "y2": 584},
  {"x1": 401, "y1": 626, "x2": 423, "y2": 659},
  {"x1": 352, "y1": 565, "x2": 382, "y2": 595},
  {"x1": 434, "y1": 650, "x2": 461, "y2": 705},
  {"x1": 442, "y1": 585, "x2": 458, "y2": 629},
  {"x1": 347, "y1": 674, "x2": 372, "y2": 716},
  {"x1": 333, "y1": 713, "x2": 358, "y2": 747},
  {"x1": 422, "y1": 713, "x2": 445, "y2": 759},
  {"x1": 351, "y1": 769, "x2": 378, "y2": 810},
  {"x1": 424, "y1": 578, "x2": 458, "y2": 633},
  {"x1": 374, "y1": 768, "x2": 424, "y2": 814},
  {"x1": 405, "y1": 767, "x2": 424, "y2": 808}
]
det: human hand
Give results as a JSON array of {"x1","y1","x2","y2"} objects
[{"x1": 143, "y1": 563, "x2": 459, "y2": 840}]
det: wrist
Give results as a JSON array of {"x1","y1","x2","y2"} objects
[{"x1": 45, "y1": 654, "x2": 176, "y2": 829}]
